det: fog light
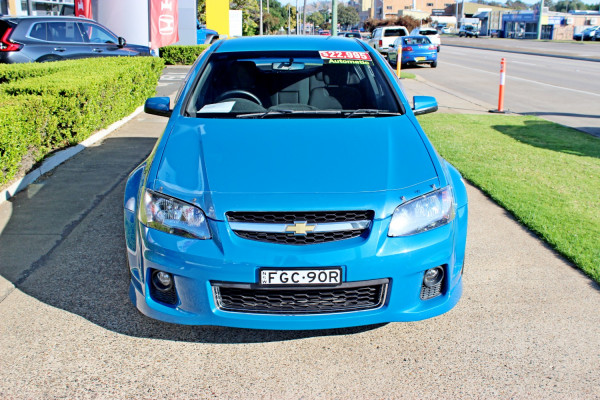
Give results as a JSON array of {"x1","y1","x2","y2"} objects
[
  {"x1": 423, "y1": 267, "x2": 444, "y2": 288},
  {"x1": 152, "y1": 270, "x2": 173, "y2": 292}
]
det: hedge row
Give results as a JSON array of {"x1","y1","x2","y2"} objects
[
  {"x1": 0, "y1": 57, "x2": 165, "y2": 187},
  {"x1": 159, "y1": 45, "x2": 209, "y2": 65},
  {"x1": 0, "y1": 61, "x2": 73, "y2": 84}
]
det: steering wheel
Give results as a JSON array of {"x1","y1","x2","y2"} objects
[{"x1": 215, "y1": 90, "x2": 262, "y2": 106}]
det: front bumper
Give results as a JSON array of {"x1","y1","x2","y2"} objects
[{"x1": 125, "y1": 205, "x2": 467, "y2": 330}]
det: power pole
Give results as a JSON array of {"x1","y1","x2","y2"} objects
[
  {"x1": 303, "y1": 0, "x2": 307, "y2": 35},
  {"x1": 260, "y1": 0, "x2": 263, "y2": 35},
  {"x1": 536, "y1": 0, "x2": 543, "y2": 40},
  {"x1": 296, "y1": 0, "x2": 299, "y2": 35},
  {"x1": 288, "y1": 4, "x2": 291, "y2": 34},
  {"x1": 332, "y1": 0, "x2": 338, "y2": 35}
]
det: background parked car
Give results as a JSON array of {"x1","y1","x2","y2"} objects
[
  {"x1": 0, "y1": 16, "x2": 149, "y2": 64},
  {"x1": 387, "y1": 35, "x2": 437, "y2": 68},
  {"x1": 197, "y1": 22, "x2": 219, "y2": 44},
  {"x1": 458, "y1": 25, "x2": 479, "y2": 38},
  {"x1": 410, "y1": 27, "x2": 441, "y2": 52},
  {"x1": 344, "y1": 31, "x2": 362, "y2": 39},
  {"x1": 573, "y1": 26, "x2": 599, "y2": 41},
  {"x1": 595, "y1": 29, "x2": 600, "y2": 41},
  {"x1": 368, "y1": 25, "x2": 408, "y2": 55}
]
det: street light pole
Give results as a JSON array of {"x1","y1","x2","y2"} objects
[
  {"x1": 288, "y1": 4, "x2": 291, "y2": 35},
  {"x1": 536, "y1": 0, "x2": 543, "y2": 40},
  {"x1": 260, "y1": 0, "x2": 263, "y2": 35},
  {"x1": 332, "y1": 0, "x2": 338, "y2": 36},
  {"x1": 303, "y1": 0, "x2": 307, "y2": 35},
  {"x1": 296, "y1": 0, "x2": 299, "y2": 35}
]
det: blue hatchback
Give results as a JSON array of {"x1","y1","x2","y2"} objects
[
  {"x1": 124, "y1": 36, "x2": 467, "y2": 330},
  {"x1": 388, "y1": 35, "x2": 438, "y2": 68}
]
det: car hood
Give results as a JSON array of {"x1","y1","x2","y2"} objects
[{"x1": 154, "y1": 116, "x2": 440, "y2": 220}]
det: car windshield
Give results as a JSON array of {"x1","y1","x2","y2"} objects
[
  {"x1": 185, "y1": 50, "x2": 402, "y2": 118},
  {"x1": 384, "y1": 28, "x2": 405, "y2": 37}
]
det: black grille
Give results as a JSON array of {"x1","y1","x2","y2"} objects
[
  {"x1": 420, "y1": 282, "x2": 442, "y2": 300},
  {"x1": 227, "y1": 210, "x2": 374, "y2": 245},
  {"x1": 149, "y1": 282, "x2": 178, "y2": 305},
  {"x1": 213, "y1": 280, "x2": 388, "y2": 314},
  {"x1": 227, "y1": 210, "x2": 374, "y2": 224},
  {"x1": 149, "y1": 270, "x2": 178, "y2": 306},
  {"x1": 235, "y1": 229, "x2": 365, "y2": 245}
]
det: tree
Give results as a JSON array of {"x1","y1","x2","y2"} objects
[
  {"x1": 198, "y1": 0, "x2": 206, "y2": 24},
  {"x1": 337, "y1": 4, "x2": 359, "y2": 29},
  {"x1": 231, "y1": 0, "x2": 260, "y2": 36},
  {"x1": 505, "y1": 0, "x2": 530, "y2": 10},
  {"x1": 364, "y1": 15, "x2": 423, "y2": 33},
  {"x1": 307, "y1": 10, "x2": 325, "y2": 28},
  {"x1": 552, "y1": 0, "x2": 591, "y2": 11}
]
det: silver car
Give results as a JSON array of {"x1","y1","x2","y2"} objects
[{"x1": 0, "y1": 16, "x2": 150, "y2": 63}]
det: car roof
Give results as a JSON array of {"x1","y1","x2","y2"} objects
[
  {"x1": 0, "y1": 16, "x2": 93, "y2": 23},
  {"x1": 216, "y1": 35, "x2": 367, "y2": 53}
]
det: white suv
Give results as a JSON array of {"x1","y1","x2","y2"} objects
[
  {"x1": 368, "y1": 25, "x2": 409, "y2": 55},
  {"x1": 410, "y1": 28, "x2": 441, "y2": 52}
]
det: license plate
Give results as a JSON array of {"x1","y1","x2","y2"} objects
[
  {"x1": 415, "y1": 57, "x2": 426, "y2": 61},
  {"x1": 260, "y1": 268, "x2": 342, "y2": 286}
]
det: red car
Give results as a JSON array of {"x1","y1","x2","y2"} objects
[{"x1": 318, "y1": 30, "x2": 331, "y2": 36}]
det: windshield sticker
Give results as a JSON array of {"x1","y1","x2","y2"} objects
[
  {"x1": 319, "y1": 51, "x2": 372, "y2": 63},
  {"x1": 325, "y1": 59, "x2": 371, "y2": 65},
  {"x1": 198, "y1": 101, "x2": 235, "y2": 113}
]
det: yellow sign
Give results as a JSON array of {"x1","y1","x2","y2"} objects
[{"x1": 206, "y1": 0, "x2": 229, "y2": 37}]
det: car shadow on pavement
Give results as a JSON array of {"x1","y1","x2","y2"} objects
[
  {"x1": 0, "y1": 137, "x2": 387, "y2": 344},
  {"x1": 493, "y1": 119, "x2": 600, "y2": 158}
]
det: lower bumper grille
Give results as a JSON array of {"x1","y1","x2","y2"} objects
[{"x1": 213, "y1": 279, "x2": 389, "y2": 314}]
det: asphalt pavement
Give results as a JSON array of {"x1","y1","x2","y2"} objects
[
  {"x1": 1, "y1": 66, "x2": 599, "y2": 398},
  {"x1": 441, "y1": 36, "x2": 600, "y2": 62}
]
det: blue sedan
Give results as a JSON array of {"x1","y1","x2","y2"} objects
[
  {"x1": 124, "y1": 36, "x2": 467, "y2": 330},
  {"x1": 387, "y1": 35, "x2": 438, "y2": 68}
]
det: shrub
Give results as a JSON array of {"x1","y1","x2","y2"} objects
[
  {"x1": 0, "y1": 61, "x2": 72, "y2": 84},
  {"x1": 0, "y1": 57, "x2": 165, "y2": 187},
  {"x1": 159, "y1": 45, "x2": 209, "y2": 65}
]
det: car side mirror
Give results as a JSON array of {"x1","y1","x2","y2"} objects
[
  {"x1": 144, "y1": 97, "x2": 172, "y2": 117},
  {"x1": 412, "y1": 96, "x2": 438, "y2": 115},
  {"x1": 118, "y1": 37, "x2": 127, "y2": 48}
]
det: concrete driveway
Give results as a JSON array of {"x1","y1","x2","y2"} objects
[{"x1": 0, "y1": 74, "x2": 599, "y2": 399}]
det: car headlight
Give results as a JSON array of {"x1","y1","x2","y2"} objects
[
  {"x1": 139, "y1": 189, "x2": 211, "y2": 239},
  {"x1": 388, "y1": 187, "x2": 455, "y2": 237}
]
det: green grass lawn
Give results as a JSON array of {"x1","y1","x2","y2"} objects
[
  {"x1": 399, "y1": 72, "x2": 416, "y2": 80},
  {"x1": 418, "y1": 113, "x2": 600, "y2": 283}
]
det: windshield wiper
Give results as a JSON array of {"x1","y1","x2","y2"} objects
[
  {"x1": 236, "y1": 109, "x2": 294, "y2": 118},
  {"x1": 343, "y1": 109, "x2": 402, "y2": 118}
]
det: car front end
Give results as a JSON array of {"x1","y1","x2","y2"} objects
[{"x1": 124, "y1": 36, "x2": 467, "y2": 330}]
